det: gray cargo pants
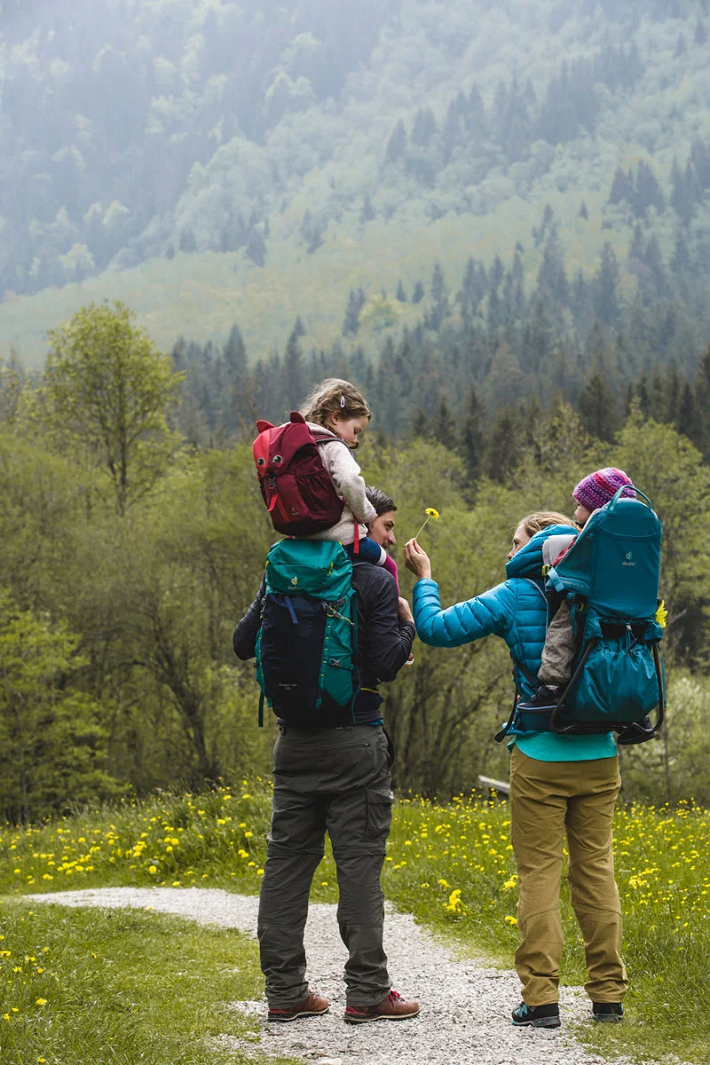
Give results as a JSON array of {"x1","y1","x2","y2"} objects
[{"x1": 257, "y1": 724, "x2": 394, "y2": 1008}]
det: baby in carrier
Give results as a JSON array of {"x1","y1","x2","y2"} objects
[{"x1": 521, "y1": 467, "x2": 636, "y2": 710}]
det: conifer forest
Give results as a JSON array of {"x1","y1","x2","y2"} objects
[{"x1": 1, "y1": 0, "x2": 710, "y2": 820}]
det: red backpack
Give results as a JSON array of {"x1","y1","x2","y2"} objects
[{"x1": 253, "y1": 412, "x2": 345, "y2": 536}]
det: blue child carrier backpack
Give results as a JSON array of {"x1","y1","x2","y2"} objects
[
  {"x1": 498, "y1": 485, "x2": 666, "y2": 744},
  {"x1": 255, "y1": 539, "x2": 360, "y2": 727}
]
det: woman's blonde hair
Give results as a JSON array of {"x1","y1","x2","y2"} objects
[
  {"x1": 518, "y1": 511, "x2": 575, "y2": 537},
  {"x1": 300, "y1": 378, "x2": 371, "y2": 428}
]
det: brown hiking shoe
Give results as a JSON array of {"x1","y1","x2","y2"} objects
[
  {"x1": 268, "y1": 991, "x2": 329, "y2": 1022},
  {"x1": 344, "y1": 990, "x2": 420, "y2": 1024}
]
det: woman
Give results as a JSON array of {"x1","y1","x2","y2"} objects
[{"x1": 404, "y1": 512, "x2": 627, "y2": 1029}]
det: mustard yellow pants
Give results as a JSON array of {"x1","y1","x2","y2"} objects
[{"x1": 509, "y1": 746, "x2": 627, "y2": 1005}]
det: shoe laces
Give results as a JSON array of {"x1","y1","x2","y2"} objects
[{"x1": 388, "y1": 990, "x2": 403, "y2": 1003}]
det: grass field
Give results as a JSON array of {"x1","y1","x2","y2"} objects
[
  {"x1": 0, "y1": 898, "x2": 293, "y2": 1065},
  {"x1": 1, "y1": 782, "x2": 707, "y2": 1063}
]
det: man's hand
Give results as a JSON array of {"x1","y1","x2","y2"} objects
[
  {"x1": 403, "y1": 538, "x2": 432, "y2": 580},
  {"x1": 397, "y1": 597, "x2": 414, "y2": 624}
]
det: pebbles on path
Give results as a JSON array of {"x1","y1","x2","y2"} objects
[{"x1": 28, "y1": 887, "x2": 646, "y2": 1065}]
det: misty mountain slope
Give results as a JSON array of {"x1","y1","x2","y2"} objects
[{"x1": 1, "y1": 0, "x2": 710, "y2": 364}]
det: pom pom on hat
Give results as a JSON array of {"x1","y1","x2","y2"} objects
[{"x1": 573, "y1": 468, "x2": 635, "y2": 513}]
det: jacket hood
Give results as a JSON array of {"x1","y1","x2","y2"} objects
[{"x1": 505, "y1": 523, "x2": 577, "y2": 581}]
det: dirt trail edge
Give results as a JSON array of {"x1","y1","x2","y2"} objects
[{"x1": 28, "y1": 887, "x2": 651, "y2": 1065}]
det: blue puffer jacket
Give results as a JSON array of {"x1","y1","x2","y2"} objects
[
  {"x1": 413, "y1": 524, "x2": 617, "y2": 762},
  {"x1": 414, "y1": 524, "x2": 575, "y2": 692}
]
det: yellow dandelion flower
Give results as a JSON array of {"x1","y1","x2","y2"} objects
[
  {"x1": 414, "y1": 507, "x2": 441, "y2": 540},
  {"x1": 35, "y1": 998, "x2": 47, "y2": 1006},
  {"x1": 504, "y1": 916, "x2": 518, "y2": 926}
]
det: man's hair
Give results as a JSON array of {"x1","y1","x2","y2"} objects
[
  {"x1": 365, "y1": 486, "x2": 397, "y2": 516},
  {"x1": 300, "y1": 378, "x2": 371, "y2": 427},
  {"x1": 518, "y1": 511, "x2": 574, "y2": 537}
]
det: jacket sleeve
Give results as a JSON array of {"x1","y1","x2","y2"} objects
[
  {"x1": 232, "y1": 580, "x2": 266, "y2": 661},
  {"x1": 321, "y1": 441, "x2": 378, "y2": 524},
  {"x1": 413, "y1": 577, "x2": 515, "y2": 648},
  {"x1": 359, "y1": 572, "x2": 415, "y2": 681}
]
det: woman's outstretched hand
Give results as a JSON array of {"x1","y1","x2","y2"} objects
[{"x1": 404, "y1": 538, "x2": 432, "y2": 580}]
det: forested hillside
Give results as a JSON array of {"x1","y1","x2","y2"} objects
[
  {"x1": 2, "y1": 0, "x2": 710, "y2": 371},
  {"x1": 1, "y1": 302, "x2": 709, "y2": 822}
]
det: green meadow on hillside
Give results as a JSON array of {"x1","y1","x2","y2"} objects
[{"x1": 0, "y1": 189, "x2": 617, "y2": 368}]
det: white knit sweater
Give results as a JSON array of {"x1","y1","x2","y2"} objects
[{"x1": 304, "y1": 423, "x2": 378, "y2": 544}]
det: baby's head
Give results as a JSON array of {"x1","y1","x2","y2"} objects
[
  {"x1": 573, "y1": 467, "x2": 635, "y2": 526},
  {"x1": 301, "y1": 378, "x2": 371, "y2": 449}
]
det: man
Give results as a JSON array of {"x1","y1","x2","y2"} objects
[
  {"x1": 232, "y1": 485, "x2": 418, "y2": 1024},
  {"x1": 365, "y1": 485, "x2": 398, "y2": 553}
]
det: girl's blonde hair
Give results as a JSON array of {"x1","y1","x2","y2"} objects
[
  {"x1": 518, "y1": 511, "x2": 575, "y2": 537},
  {"x1": 300, "y1": 378, "x2": 371, "y2": 428}
]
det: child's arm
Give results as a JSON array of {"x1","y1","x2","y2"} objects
[{"x1": 322, "y1": 441, "x2": 377, "y2": 524}]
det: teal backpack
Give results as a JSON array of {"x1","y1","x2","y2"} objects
[
  {"x1": 255, "y1": 539, "x2": 359, "y2": 727},
  {"x1": 499, "y1": 485, "x2": 666, "y2": 744}
]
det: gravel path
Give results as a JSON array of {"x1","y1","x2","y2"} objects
[{"x1": 28, "y1": 887, "x2": 647, "y2": 1065}]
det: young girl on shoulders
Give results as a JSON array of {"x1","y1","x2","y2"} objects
[{"x1": 300, "y1": 378, "x2": 400, "y2": 590}]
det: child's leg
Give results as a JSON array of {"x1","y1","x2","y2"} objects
[
  {"x1": 381, "y1": 552, "x2": 400, "y2": 594},
  {"x1": 344, "y1": 537, "x2": 383, "y2": 565},
  {"x1": 344, "y1": 538, "x2": 400, "y2": 593},
  {"x1": 538, "y1": 600, "x2": 577, "y2": 687}
]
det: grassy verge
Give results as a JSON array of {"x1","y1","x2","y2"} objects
[
  {"x1": 0, "y1": 897, "x2": 293, "y2": 1065},
  {"x1": 2, "y1": 784, "x2": 708, "y2": 1062}
]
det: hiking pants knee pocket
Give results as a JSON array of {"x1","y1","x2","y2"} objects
[{"x1": 365, "y1": 787, "x2": 394, "y2": 841}]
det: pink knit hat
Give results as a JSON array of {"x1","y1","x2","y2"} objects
[{"x1": 573, "y1": 467, "x2": 635, "y2": 512}]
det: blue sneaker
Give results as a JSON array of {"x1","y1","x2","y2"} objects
[
  {"x1": 592, "y1": 1002, "x2": 623, "y2": 1022},
  {"x1": 512, "y1": 1002, "x2": 561, "y2": 1028}
]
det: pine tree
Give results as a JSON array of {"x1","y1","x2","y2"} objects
[
  {"x1": 674, "y1": 33, "x2": 687, "y2": 57},
  {"x1": 579, "y1": 201, "x2": 589, "y2": 220},
  {"x1": 246, "y1": 229, "x2": 266, "y2": 266},
  {"x1": 385, "y1": 119, "x2": 407, "y2": 163},
  {"x1": 593, "y1": 243, "x2": 621, "y2": 327},
  {"x1": 608, "y1": 166, "x2": 633, "y2": 207},
  {"x1": 635, "y1": 161, "x2": 665, "y2": 215},
  {"x1": 484, "y1": 405, "x2": 525, "y2": 482},
  {"x1": 411, "y1": 107, "x2": 437, "y2": 147},
  {"x1": 360, "y1": 193, "x2": 375, "y2": 223},
  {"x1": 677, "y1": 382, "x2": 702, "y2": 450},
  {"x1": 670, "y1": 158, "x2": 693, "y2": 224},
  {"x1": 411, "y1": 407, "x2": 430, "y2": 439},
  {"x1": 628, "y1": 223, "x2": 644, "y2": 262},
  {"x1": 283, "y1": 329, "x2": 303, "y2": 410},
  {"x1": 459, "y1": 385, "x2": 486, "y2": 481},
  {"x1": 430, "y1": 261, "x2": 449, "y2": 330},
  {"x1": 396, "y1": 280, "x2": 407, "y2": 303},
  {"x1": 694, "y1": 19, "x2": 708, "y2": 46},
  {"x1": 343, "y1": 289, "x2": 363, "y2": 336},
  {"x1": 412, "y1": 280, "x2": 425, "y2": 304},
  {"x1": 694, "y1": 347, "x2": 710, "y2": 457},
  {"x1": 671, "y1": 230, "x2": 691, "y2": 277},
  {"x1": 179, "y1": 228, "x2": 197, "y2": 253},
  {"x1": 431, "y1": 396, "x2": 453, "y2": 447},
  {"x1": 223, "y1": 324, "x2": 247, "y2": 375},
  {"x1": 578, "y1": 369, "x2": 622, "y2": 442}
]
